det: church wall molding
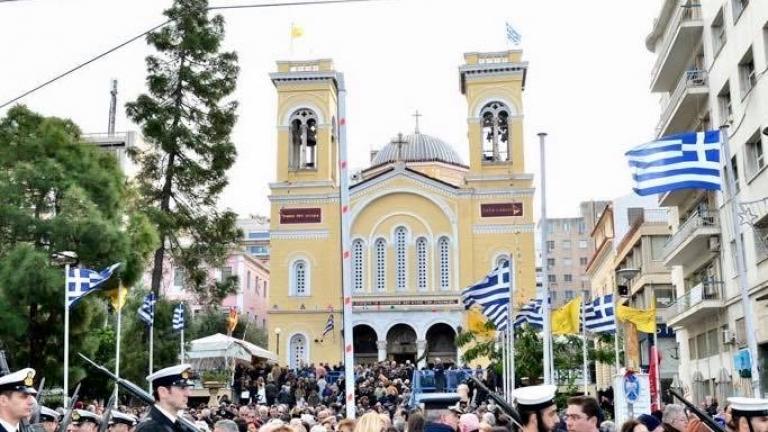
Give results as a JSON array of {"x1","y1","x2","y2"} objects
[
  {"x1": 351, "y1": 170, "x2": 461, "y2": 201},
  {"x1": 351, "y1": 186, "x2": 458, "y2": 227},
  {"x1": 277, "y1": 99, "x2": 327, "y2": 126},
  {"x1": 269, "y1": 194, "x2": 340, "y2": 205},
  {"x1": 269, "y1": 180, "x2": 336, "y2": 190},
  {"x1": 470, "y1": 95, "x2": 520, "y2": 118},
  {"x1": 271, "y1": 230, "x2": 330, "y2": 240},
  {"x1": 472, "y1": 223, "x2": 535, "y2": 235},
  {"x1": 470, "y1": 188, "x2": 535, "y2": 197},
  {"x1": 464, "y1": 173, "x2": 533, "y2": 182}
]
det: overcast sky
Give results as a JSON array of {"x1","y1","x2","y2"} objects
[{"x1": 0, "y1": 0, "x2": 663, "y2": 219}]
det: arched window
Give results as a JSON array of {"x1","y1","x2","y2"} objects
[
  {"x1": 395, "y1": 227, "x2": 408, "y2": 291},
  {"x1": 289, "y1": 334, "x2": 307, "y2": 369},
  {"x1": 480, "y1": 101, "x2": 510, "y2": 162},
  {"x1": 290, "y1": 259, "x2": 310, "y2": 296},
  {"x1": 353, "y1": 239, "x2": 365, "y2": 292},
  {"x1": 289, "y1": 108, "x2": 318, "y2": 170},
  {"x1": 438, "y1": 237, "x2": 451, "y2": 290},
  {"x1": 374, "y1": 238, "x2": 386, "y2": 292},
  {"x1": 495, "y1": 254, "x2": 510, "y2": 269},
  {"x1": 416, "y1": 237, "x2": 428, "y2": 291}
]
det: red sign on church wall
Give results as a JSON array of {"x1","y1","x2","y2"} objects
[
  {"x1": 280, "y1": 207, "x2": 322, "y2": 224},
  {"x1": 481, "y1": 202, "x2": 523, "y2": 217}
]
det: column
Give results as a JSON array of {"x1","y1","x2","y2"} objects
[
  {"x1": 377, "y1": 340, "x2": 387, "y2": 362},
  {"x1": 417, "y1": 339, "x2": 427, "y2": 369}
]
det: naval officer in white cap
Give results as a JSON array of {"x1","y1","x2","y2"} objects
[
  {"x1": 67, "y1": 409, "x2": 102, "y2": 432},
  {"x1": 108, "y1": 411, "x2": 138, "y2": 432},
  {"x1": 727, "y1": 396, "x2": 768, "y2": 432},
  {"x1": 38, "y1": 406, "x2": 61, "y2": 432},
  {"x1": 0, "y1": 368, "x2": 37, "y2": 432},
  {"x1": 511, "y1": 385, "x2": 559, "y2": 432},
  {"x1": 135, "y1": 364, "x2": 195, "y2": 432}
]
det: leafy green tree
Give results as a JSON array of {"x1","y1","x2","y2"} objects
[
  {"x1": 126, "y1": 0, "x2": 241, "y2": 305},
  {"x1": 0, "y1": 106, "x2": 158, "y2": 387}
]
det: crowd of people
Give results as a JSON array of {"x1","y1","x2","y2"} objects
[{"x1": 0, "y1": 361, "x2": 766, "y2": 432}]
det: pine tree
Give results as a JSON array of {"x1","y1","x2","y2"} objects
[
  {"x1": 0, "y1": 106, "x2": 158, "y2": 385},
  {"x1": 126, "y1": 0, "x2": 241, "y2": 305}
]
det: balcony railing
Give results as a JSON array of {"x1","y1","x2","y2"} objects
[
  {"x1": 663, "y1": 209, "x2": 718, "y2": 258},
  {"x1": 661, "y1": 279, "x2": 723, "y2": 322},
  {"x1": 656, "y1": 69, "x2": 708, "y2": 136},
  {"x1": 650, "y1": 2, "x2": 703, "y2": 80}
]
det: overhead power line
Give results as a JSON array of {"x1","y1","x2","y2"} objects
[{"x1": 0, "y1": 0, "x2": 389, "y2": 109}]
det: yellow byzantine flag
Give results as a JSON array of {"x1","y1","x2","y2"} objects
[
  {"x1": 616, "y1": 304, "x2": 657, "y2": 333},
  {"x1": 551, "y1": 296, "x2": 582, "y2": 335},
  {"x1": 290, "y1": 23, "x2": 304, "y2": 39},
  {"x1": 467, "y1": 307, "x2": 495, "y2": 339},
  {"x1": 106, "y1": 284, "x2": 128, "y2": 311},
  {"x1": 226, "y1": 307, "x2": 239, "y2": 335}
]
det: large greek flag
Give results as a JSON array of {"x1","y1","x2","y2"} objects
[
  {"x1": 583, "y1": 294, "x2": 616, "y2": 333},
  {"x1": 626, "y1": 130, "x2": 721, "y2": 196},
  {"x1": 172, "y1": 303, "x2": 184, "y2": 331},
  {"x1": 514, "y1": 298, "x2": 543, "y2": 329},
  {"x1": 66, "y1": 263, "x2": 120, "y2": 308},
  {"x1": 461, "y1": 261, "x2": 511, "y2": 331},
  {"x1": 137, "y1": 293, "x2": 156, "y2": 326}
]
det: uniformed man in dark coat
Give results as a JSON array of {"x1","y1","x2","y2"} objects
[
  {"x1": 0, "y1": 368, "x2": 37, "y2": 432},
  {"x1": 135, "y1": 364, "x2": 195, "y2": 432}
]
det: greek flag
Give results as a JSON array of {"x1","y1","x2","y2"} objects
[
  {"x1": 461, "y1": 261, "x2": 511, "y2": 331},
  {"x1": 137, "y1": 293, "x2": 156, "y2": 326},
  {"x1": 514, "y1": 298, "x2": 543, "y2": 329},
  {"x1": 583, "y1": 294, "x2": 616, "y2": 333},
  {"x1": 66, "y1": 263, "x2": 120, "y2": 308},
  {"x1": 505, "y1": 22, "x2": 521, "y2": 44},
  {"x1": 626, "y1": 130, "x2": 721, "y2": 196},
  {"x1": 322, "y1": 314, "x2": 334, "y2": 337},
  {"x1": 172, "y1": 303, "x2": 184, "y2": 331}
]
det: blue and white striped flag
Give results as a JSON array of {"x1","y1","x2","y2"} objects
[
  {"x1": 66, "y1": 263, "x2": 120, "y2": 308},
  {"x1": 505, "y1": 22, "x2": 521, "y2": 45},
  {"x1": 322, "y1": 314, "x2": 334, "y2": 337},
  {"x1": 172, "y1": 303, "x2": 184, "y2": 331},
  {"x1": 514, "y1": 298, "x2": 544, "y2": 329},
  {"x1": 626, "y1": 130, "x2": 721, "y2": 196},
  {"x1": 461, "y1": 261, "x2": 511, "y2": 331},
  {"x1": 583, "y1": 294, "x2": 616, "y2": 334},
  {"x1": 137, "y1": 293, "x2": 156, "y2": 326}
]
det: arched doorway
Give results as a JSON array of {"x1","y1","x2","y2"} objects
[
  {"x1": 386, "y1": 323, "x2": 417, "y2": 363},
  {"x1": 289, "y1": 334, "x2": 307, "y2": 369},
  {"x1": 426, "y1": 323, "x2": 457, "y2": 366},
  {"x1": 353, "y1": 324, "x2": 378, "y2": 365}
]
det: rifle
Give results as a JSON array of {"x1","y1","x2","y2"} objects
[
  {"x1": 668, "y1": 388, "x2": 725, "y2": 432},
  {"x1": 0, "y1": 350, "x2": 10, "y2": 375},
  {"x1": 57, "y1": 383, "x2": 82, "y2": 432},
  {"x1": 98, "y1": 387, "x2": 118, "y2": 432},
  {"x1": 78, "y1": 353, "x2": 200, "y2": 432},
  {"x1": 466, "y1": 375, "x2": 523, "y2": 430},
  {"x1": 32, "y1": 377, "x2": 46, "y2": 424}
]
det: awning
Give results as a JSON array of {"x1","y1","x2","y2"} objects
[{"x1": 187, "y1": 333, "x2": 277, "y2": 370}]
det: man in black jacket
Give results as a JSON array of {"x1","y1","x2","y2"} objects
[
  {"x1": 0, "y1": 368, "x2": 37, "y2": 432},
  {"x1": 135, "y1": 364, "x2": 195, "y2": 432}
]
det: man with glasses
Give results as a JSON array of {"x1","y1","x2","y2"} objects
[
  {"x1": 564, "y1": 396, "x2": 602, "y2": 432},
  {"x1": 135, "y1": 364, "x2": 196, "y2": 432},
  {"x1": 661, "y1": 404, "x2": 688, "y2": 432},
  {"x1": 727, "y1": 397, "x2": 768, "y2": 432},
  {"x1": 510, "y1": 384, "x2": 560, "y2": 432}
]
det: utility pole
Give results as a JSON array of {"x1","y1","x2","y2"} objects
[{"x1": 108, "y1": 79, "x2": 117, "y2": 136}]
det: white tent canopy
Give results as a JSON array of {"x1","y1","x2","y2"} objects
[{"x1": 187, "y1": 333, "x2": 277, "y2": 370}]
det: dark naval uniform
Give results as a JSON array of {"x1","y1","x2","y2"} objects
[
  {"x1": 0, "y1": 367, "x2": 38, "y2": 432},
  {"x1": 135, "y1": 407, "x2": 183, "y2": 432},
  {"x1": 136, "y1": 364, "x2": 196, "y2": 432}
]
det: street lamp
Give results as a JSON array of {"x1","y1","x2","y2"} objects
[{"x1": 274, "y1": 327, "x2": 281, "y2": 359}]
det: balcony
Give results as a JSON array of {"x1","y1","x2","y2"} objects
[
  {"x1": 661, "y1": 280, "x2": 724, "y2": 327},
  {"x1": 663, "y1": 210, "x2": 720, "y2": 267},
  {"x1": 656, "y1": 70, "x2": 709, "y2": 138},
  {"x1": 650, "y1": 2, "x2": 704, "y2": 92}
]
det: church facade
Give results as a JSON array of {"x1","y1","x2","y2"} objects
[{"x1": 267, "y1": 51, "x2": 536, "y2": 368}]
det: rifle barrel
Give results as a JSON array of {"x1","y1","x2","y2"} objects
[{"x1": 668, "y1": 389, "x2": 725, "y2": 432}]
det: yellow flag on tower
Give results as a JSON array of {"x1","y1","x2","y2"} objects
[
  {"x1": 290, "y1": 23, "x2": 304, "y2": 39},
  {"x1": 551, "y1": 297, "x2": 581, "y2": 335},
  {"x1": 616, "y1": 304, "x2": 657, "y2": 333}
]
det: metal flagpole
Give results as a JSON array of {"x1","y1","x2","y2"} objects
[
  {"x1": 337, "y1": 73, "x2": 357, "y2": 418},
  {"x1": 720, "y1": 125, "x2": 762, "y2": 396},
  {"x1": 63, "y1": 264, "x2": 70, "y2": 406},
  {"x1": 582, "y1": 299, "x2": 589, "y2": 395},
  {"x1": 181, "y1": 311, "x2": 185, "y2": 363},
  {"x1": 538, "y1": 132, "x2": 553, "y2": 385},
  {"x1": 501, "y1": 331, "x2": 508, "y2": 400},
  {"x1": 148, "y1": 322, "x2": 154, "y2": 393},
  {"x1": 509, "y1": 257, "x2": 516, "y2": 393},
  {"x1": 652, "y1": 330, "x2": 661, "y2": 408},
  {"x1": 115, "y1": 291, "x2": 122, "y2": 405}
]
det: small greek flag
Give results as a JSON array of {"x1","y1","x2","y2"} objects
[
  {"x1": 172, "y1": 303, "x2": 184, "y2": 331},
  {"x1": 583, "y1": 294, "x2": 616, "y2": 334},
  {"x1": 322, "y1": 314, "x2": 334, "y2": 337},
  {"x1": 514, "y1": 298, "x2": 543, "y2": 329},
  {"x1": 66, "y1": 263, "x2": 120, "y2": 308},
  {"x1": 461, "y1": 260, "x2": 511, "y2": 331},
  {"x1": 626, "y1": 130, "x2": 721, "y2": 196},
  {"x1": 137, "y1": 293, "x2": 156, "y2": 326},
  {"x1": 505, "y1": 22, "x2": 521, "y2": 45}
]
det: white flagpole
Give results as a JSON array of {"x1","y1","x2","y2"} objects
[
  {"x1": 509, "y1": 257, "x2": 516, "y2": 393},
  {"x1": 538, "y1": 132, "x2": 553, "y2": 385},
  {"x1": 181, "y1": 315, "x2": 185, "y2": 363},
  {"x1": 720, "y1": 125, "x2": 762, "y2": 396},
  {"x1": 652, "y1": 330, "x2": 661, "y2": 408},
  {"x1": 582, "y1": 299, "x2": 589, "y2": 395},
  {"x1": 148, "y1": 321, "x2": 154, "y2": 393},
  {"x1": 63, "y1": 264, "x2": 70, "y2": 406},
  {"x1": 115, "y1": 294, "x2": 122, "y2": 405}
]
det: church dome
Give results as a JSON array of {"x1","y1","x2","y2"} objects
[{"x1": 371, "y1": 132, "x2": 465, "y2": 166}]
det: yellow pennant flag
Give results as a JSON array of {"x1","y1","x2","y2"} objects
[
  {"x1": 616, "y1": 304, "x2": 657, "y2": 333},
  {"x1": 467, "y1": 307, "x2": 494, "y2": 339},
  {"x1": 107, "y1": 285, "x2": 128, "y2": 311},
  {"x1": 551, "y1": 297, "x2": 581, "y2": 335},
  {"x1": 290, "y1": 23, "x2": 304, "y2": 39}
]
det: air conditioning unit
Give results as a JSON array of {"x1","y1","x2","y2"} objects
[
  {"x1": 709, "y1": 236, "x2": 721, "y2": 252},
  {"x1": 723, "y1": 329, "x2": 736, "y2": 345}
]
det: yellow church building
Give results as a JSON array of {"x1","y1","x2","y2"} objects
[{"x1": 267, "y1": 50, "x2": 536, "y2": 368}]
